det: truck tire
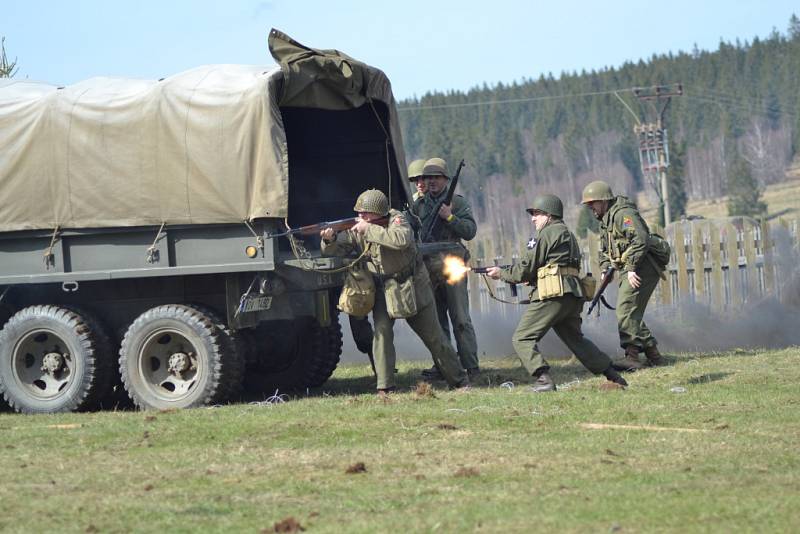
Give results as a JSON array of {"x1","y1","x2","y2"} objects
[
  {"x1": 60, "y1": 305, "x2": 129, "y2": 410},
  {"x1": 0, "y1": 305, "x2": 114, "y2": 413},
  {"x1": 188, "y1": 304, "x2": 244, "y2": 400},
  {"x1": 119, "y1": 304, "x2": 234, "y2": 410},
  {"x1": 253, "y1": 314, "x2": 342, "y2": 391},
  {"x1": 0, "y1": 302, "x2": 13, "y2": 411}
]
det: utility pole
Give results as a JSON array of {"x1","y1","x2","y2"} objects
[{"x1": 632, "y1": 84, "x2": 682, "y2": 226}]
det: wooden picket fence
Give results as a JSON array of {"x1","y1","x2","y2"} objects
[{"x1": 467, "y1": 217, "x2": 799, "y2": 314}]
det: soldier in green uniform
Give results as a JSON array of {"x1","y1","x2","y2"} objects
[
  {"x1": 408, "y1": 159, "x2": 428, "y2": 202},
  {"x1": 581, "y1": 180, "x2": 671, "y2": 370},
  {"x1": 321, "y1": 189, "x2": 469, "y2": 393},
  {"x1": 486, "y1": 194, "x2": 628, "y2": 391},
  {"x1": 413, "y1": 157, "x2": 480, "y2": 379}
]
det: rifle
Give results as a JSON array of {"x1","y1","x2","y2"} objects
[
  {"x1": 469, "y1": 265, "x2": 511, "y2": 274},
  {"x1": 470, "y1": 265, "x2": 519, "y2": 299},
  {"x1": 419, "y1": 159, "x2": 465, "y2": 243},
  {"x1": 267, "y1": 216, "x2": 388, "y2": 239},
  {"x1": 587, "y1": 268, "x2": 617, "y2": 315}
]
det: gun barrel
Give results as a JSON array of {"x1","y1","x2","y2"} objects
[{"x1": 470, "y1": 264, "x2": 510, "y2": 274}]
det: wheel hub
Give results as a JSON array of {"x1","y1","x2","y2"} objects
[
  {"x1": 167, "y1": 352, "x2": 193, "y2": 376},
  {"x1": 41, "y1": 351, "x2": 67, "y2": 375}
]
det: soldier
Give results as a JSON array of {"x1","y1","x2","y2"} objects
[
  {"x1": 413, "y1": 157, "x2": 481, "y2": 380},
  {"x1": 408, "y1": 159, "x2": 428, "y2": 202},
  {"x1": 321, "y1": 189, "x2": 469, "y2": 394},
  {"x1": 581, "y1": 180, "x2": 671, "y2": 370},
  {"x1": 486, "y1": 194, "x2": 628, "y2": 392}
]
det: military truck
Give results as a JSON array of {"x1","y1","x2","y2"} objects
[{"x1": 0, "y1": 30, "x2": 409, "y2": 413}]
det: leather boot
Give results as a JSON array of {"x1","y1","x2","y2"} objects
[
  {"x1": 611, "y1": 346, "x2": 644, "y2": 371},
  {"x1": 602, "y1": 366, "x2": 628, "y2": 389},
  {"x1": 530, "y1": 370, "x2": 556, "y2": 393},
  {"x1": 644, "y1": 345, "x2": 664, "y2": 366},
  {"x1": 421, "y1": 366, "x2": 444, "y2": 380}
]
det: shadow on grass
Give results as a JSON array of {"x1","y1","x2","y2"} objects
[{"x1": 685, "y1": 372, "x2": 734, "y2": 385}]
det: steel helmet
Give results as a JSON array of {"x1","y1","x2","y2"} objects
[
  {"x1": 527, "y1": 194, "x2": 563, "y2": 218},
  {"x1": 407, "y1": 159, "x2": 426, "y2": 181},
  {"x1": 581, "y1": 180, "x2": 614, "y2": 203},
  {"x1": 422, "y1": 157, "x2": 449, "y2": 179},
  {"x1": 353, "y1": 189, "x2": 389, "y2": 216}
]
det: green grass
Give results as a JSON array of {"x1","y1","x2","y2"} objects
[{"x1": 2, "y1": 348, "x2": 799, "y2": 533}]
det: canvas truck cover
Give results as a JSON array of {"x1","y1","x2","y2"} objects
[{"x1": 0, "y1": 29, "x2": 407, "y2": 233}]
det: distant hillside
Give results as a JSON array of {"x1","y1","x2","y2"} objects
[{"x1": 398, "y1": 15, "x2": 800, "y2": 232}]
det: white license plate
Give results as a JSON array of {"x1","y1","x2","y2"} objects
[{"x1": 241, "y1": 295, "x2": 272, "y2": 313}]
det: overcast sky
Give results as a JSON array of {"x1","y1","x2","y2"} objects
[{"x1": 3, "y1": 0, "x2": 798, "y2": 100}]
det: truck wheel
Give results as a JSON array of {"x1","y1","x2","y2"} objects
[
  {"x1": 119, "y1": 304, "x2": 233, "y2": 410},
  {"x1": 254, "y1": 314, "x2": 342, "y2": 391},
  {"x1": 0, "y1": 305, "x2": 114, "y2": 413},
  {"x1": 187, "y1": 304, "x2": 244, "y2": 401}
]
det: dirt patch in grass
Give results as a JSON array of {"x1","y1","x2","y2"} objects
[
  {"x1": 268, "y1": 517, "x2": 305, "y2": 533},
  {"x1": 414, "y1": 381, "x2": 436, "y2": 398},
  {"x1": 454, "y1": 467, "x2": 479, "y2": 477},
  {"x1": 345, "y1": 462, "x2": 367, "y2": 474}
]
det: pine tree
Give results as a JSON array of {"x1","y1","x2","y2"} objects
[
  {"x1": 727, "y1": 154, "x2": 767, "y2": 217},
  {"x1": 0, "y1": 37, "x2": 18, "y2": 78},
  {"x1": 788, "y1": 13, "x2": 800, "y2": 41},
  {"x1": 668, "y1": 140, "x2": 688, "y2": 219}
]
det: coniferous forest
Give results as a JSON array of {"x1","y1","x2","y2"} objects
[{"x1": 398, "y1": 15, "x2": 800, "y2": 231}]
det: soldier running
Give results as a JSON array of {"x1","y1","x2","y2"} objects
[
  {"x1": 413, "y1": 157, "x2": 481, "y2": 379},
  {"x1": 321, "y1": 189, "x2": 469, "y2": 394},
  {"x1": 581, "y1": 180, "x2": 671, "y2": 370},
  {"x1": 486, "y1": 194, "x2": 628, "y2": 392}
]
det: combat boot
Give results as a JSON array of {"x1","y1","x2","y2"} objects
[
  {"x1": 530, "y1": 370, "x2": 556, "y2": 393},
  {"x1": 644, "y1": 345, "x2": 664, "y2": 366},
  {"x1": 611, "y1": 346, "x2": 645, "y2": 372},
  {"x1": 602, "y1": 366, "x2": 628, "y2": 389},
  {"x1": 421, "y1": 365, "x2": 444, "y2": 380}
]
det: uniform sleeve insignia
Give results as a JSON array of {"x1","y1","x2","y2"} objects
[{"x1": 622, "y1": 216, "x2": 633, "y2": 228}]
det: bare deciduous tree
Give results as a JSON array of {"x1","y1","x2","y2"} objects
[{"x1": 1, "y1": 37, "x2": 19, "y2": 78}]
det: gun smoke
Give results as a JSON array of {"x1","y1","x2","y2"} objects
[{"x1": 339, "y1": 227, "x2": 800, "y2": 363}]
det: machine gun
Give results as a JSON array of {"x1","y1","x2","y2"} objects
[
  {"x1": 587, "y1": 267, "x2": 617, "y2": 315},
  {"x1": 469, "y1": 265, "x2": 519, "y2": 300},
  {"x1": 267, "y1": 216, "x2": 388, "y2": 239},
  {"x1": 419, "y1": 159, "x2": 465, "y2": 243},
  {"x1": 469, "y1": 265, "x2": 511, "y2": 274}
]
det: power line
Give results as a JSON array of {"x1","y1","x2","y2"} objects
[
  {"x1": 683, "y1": 93, "x2": 798, "y2": 120},
  {"x1": 396, "y1": 87, "x2": 636, "y2": 112},
  {"x1": 397, "y1": 83, "x2": 797, "y2": 121}
]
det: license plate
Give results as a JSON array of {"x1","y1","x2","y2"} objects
[{"x1": 241, "y1": 295, "x2": 272, "y2": 313}]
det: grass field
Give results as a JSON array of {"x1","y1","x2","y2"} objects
[
  {"x1": 637, "y1": 159, "x2": 800, "y2": 223},
  {"x1": 1, "y1": 348, "x2": 799, "y2": 533},
  {"x1": 638, "y1": 178, "x2": 800, "y2": 223}
]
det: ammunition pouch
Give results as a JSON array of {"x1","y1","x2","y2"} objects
[
  {"x1": 384, "y1": 275, "x2": 418, "y2": 319},
  {"x1": 338, "y1": 267, "x2": 375, "y2": 317},
  {"x1": 537, "y1": 264, "x2": 580, "y2": 300},
  {"x1": 375, "y1": 260, "x2": 418, "y2": 319},
  {"x1": 579, "y1": 273, "x2": 597, "y2": 302}
]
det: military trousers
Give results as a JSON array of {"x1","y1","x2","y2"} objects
[
  {"x1": 433, "y1": 277, "x2": 479, "y2": 369},
  {"x1": 512, "y1": 294, "x2": 611, "y2": 376},
  {"x1": 372, "y1": 286, "x2": 467, "y2": 390},
  {"x1": 348, "y1": 315, "x2": 374, "y2": 356},
  {"x1": 616, "y1": 259, "x2": 660, "y2": 351}
]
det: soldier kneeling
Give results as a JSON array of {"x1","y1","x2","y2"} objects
[
  {"x1": 321, "y1": 189, "x2": 469, "y2": 394},
  {"x1": 486, "y1": 194, "x2": 627, "y2": 392}
]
